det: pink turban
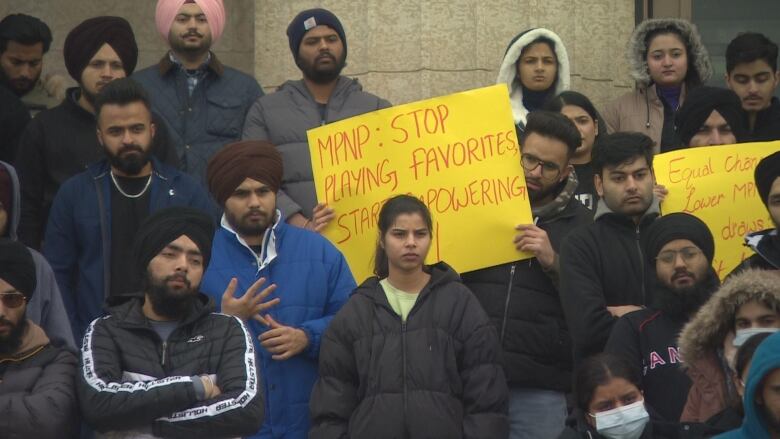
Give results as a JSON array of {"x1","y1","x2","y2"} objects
[{"x1": 155, "y1": 0, "x2": 226, "y2": 45}]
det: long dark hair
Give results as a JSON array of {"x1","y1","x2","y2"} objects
[
  {"x1": 373, "y1": 195, "x2": 433, "y2": 279},
  {"x1": 574, "y1": 353, "x2": 643, "y2": 413},
  {"x1": 543, "y1": 90, "x2": 608, "y2": 143}
]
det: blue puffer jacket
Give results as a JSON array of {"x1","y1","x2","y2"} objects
[
  {"x1": 133, "y1": 54, "x2": 263, "y2": 181},
  {"x1": 43, "y1": 157, "x2": 217, "y2": 341},
  {"x1": 200, "y1": 214, "x2": 355, "y2": 439}
]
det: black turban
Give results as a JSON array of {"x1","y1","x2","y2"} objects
[
  {"x1": 756, "y1": 151, "x2": 780, "y2": 207},
  {"x1": 675, "y1": 86, "x2": 748, "y2": 147},
  {"x1": 0, "y1": 238, "x2": 36, "y2": 300},
  {"x1": 643, "y1": 213, "x2": 715, "y2": 263},
  {"x1": 206, "y1": 140, "x2": 284, "y2": 206},
  {"x1": 132, "y1": 207, "x2": 215, "y2": 277},
  {"x1": 63, "y1": 16, "x2": 138, "y2": 82}
]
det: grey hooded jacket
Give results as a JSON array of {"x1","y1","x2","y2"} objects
[
  {"x1": 0, "y1": 160, "x2": 76, "y2": 352},
  {"x1": 242, "y1": 76, "x2": 391, "y2": 219}
]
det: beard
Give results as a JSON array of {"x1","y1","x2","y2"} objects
[
  {"x1": 653, "y1": 269, "x2": 719, "y2": 320},
  {"x1": 144, "y1": 271, "x2": 197, "y2": 320},
  {"x1": 170, "y1": 31, "x2": 212, "y2": 57},
  {"x1": 0, "y1": 317, "x2": 28, "y2": 355},
  {"x1": 527, "y1": 177, "x2": 564, "y2": 204},
  {"x1": 225, "y1": 207, "x2": 273, "y2": 239},
  {"x1": 0, "y1": 67, "x2": 38, "y2": 96},
  {"x1": 296, "y1": 51, "x2": 346, "y2": 85},
  {"x1": 107, "y1": 143, "x2": 150, "y2": 175}
]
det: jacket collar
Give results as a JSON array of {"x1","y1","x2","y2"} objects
[
  {"x1": 105, "y1": 293, "x2": 214, "y2": 330},
  {"x1": 593, "y1": 194, "x2": 661, "y2": 228},
  {"x1": 220, "y1": 209, "x2": 283, "y2": 270},
  {"x1": 87, "y1": 156, "x2": 169, "y2": 182},
  {"x1": 745, "y1": 228, "x2": 780, "y2": 268},
  {"x1": 158, "y1": 51, "x2": 224, "y2": 77},
  {"x1": 63, "y1": 87, "x2": 97, "y2": 121},
  {"x1": 0, "y1": 321, "x2": 49, "y2": 362}
]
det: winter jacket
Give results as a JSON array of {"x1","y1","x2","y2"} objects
[
  {"x1": 0, "y1": 321, "x2": 78, "y2": 439},
  {"x1": 133, "y1": 53, "x2": 263, "y2": 181},
  {"x1": 559, "y1": 198, "x2": 660, "y2": 360},
  {"x1": 461, "y1": 174, "x2": 591, "y2": 391},
  {"x1": 242, "y1": 77, "x2": 391, "y2": 219},
  {"x1": 309, "y1": 262, "x2": 509, "y2": 439},
  {"x1": 750, "y1": 97, "x2": 780, "y2": 142},
  {"x1": 602, "y1": 19, "x2": 712, "y2": 152},
  {"x1": 0, "y1": 160, "x2": 75, "y2": 352},
  {"x1": 715, "y1": 330, "x2": 780, "y2": 438},
  {"x1": 43, "y1": 157, "x2": 216, "y2": 341},
  {"x1": 496, "y1": 28, "x2": 571, "y2": 132},
  {"x1": 679, "y1": 269, "x2": 780, "y2": 423},
  {"x1": 200, "y1": 213, "x2": 355, "y2": 438},
  {"x1": 14, "y1": 87, "x2": 179, "y2": 249},
  {"x1": 77, "y1": 294, "x2": 264, "y2": 438},
  {"x1": 0, "y1": 84, "x2": 30, "y2": 163},
  {"x1": 728, "y1": 228, "x2": 780, "y2": 276}
]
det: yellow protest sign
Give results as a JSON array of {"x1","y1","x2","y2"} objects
[
  {"x1": 654, "y1": 141, "x2": 780, "y2": 278},
  {"x1": 307, "y1": 84, "x2": 533, "y2": 283}
]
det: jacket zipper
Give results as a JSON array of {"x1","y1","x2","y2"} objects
[
  {"x1": 401, "y1": 321, "x2": 408, "y2": 413},
  {"x1": 161, "y1": 340, "x2": 168, "y2": 367},
  {"x1": 499, "y1": 265, "x2": 516, "y2": 343},
  {"x1": 635, "y1": 226, "x2": 645, "y2": 304}
]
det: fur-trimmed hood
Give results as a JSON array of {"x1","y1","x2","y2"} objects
[
  {"x1": 496, "y1": 28, "x2": 570, "y2": 126},
  {"x1": 678, "y1": 269, "x2": 780, "y2": 366},
  {"x1": 627, "y1": 18, "x2": 712, "y2": 88}
]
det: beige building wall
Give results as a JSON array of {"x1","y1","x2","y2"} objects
[
  {"x1": 255, "y1": 0, "x2": 637, "y2": 110},
  {"x1": 1, "y1": 0, "x2": 255, "y2": 88}
]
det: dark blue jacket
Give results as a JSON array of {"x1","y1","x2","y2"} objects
[
  {"x1": 200, "y1": 213, "x2": 355, "y2": 439},
  {"x1": 43, "y1": 157, "x2": 216, "y2": 340},
  {"x1": 133, "y1": 54, "x2": 263, "y2": 181}
]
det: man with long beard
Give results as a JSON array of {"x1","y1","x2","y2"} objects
[
  {"x1": 43, "y1": 78, "x2": 214, "y2": 342},
  {"x1": 0, "y1": 239, "x2": 78, "y2": 438},
  {"x1": 14, "y1": 16, "x2": 178, "y2": 250},
  {"x1": 242, "y1": 8, "x2": 391, "y2": 231},
  {"x1": 78, "y1": 207, "x2": 264, "y2": 438},
  {"x1": 605, "y1": 213, "x2": 720, "y2": 423}
]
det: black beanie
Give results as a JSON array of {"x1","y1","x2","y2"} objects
[
  {"x1": 63, "y1": 16, "x2": 138, "y2": 82},
  {"x1": 286, "y1": 8, "x2": 347, "y2": 60},
  {"x1": 675, "y1": 86, "x2": 748, "y2": 146},
  {"x1": 756, "y1": 151, "x2": 780, "y2": 207},
  {"x1": 132, "y1": 207, "x2": 215, "y2": 277},
  {"x1": 0, "y1": 238, "x2": 36, "y2": 300},
  {"x1": 643, "y1": 213, "x2": 715, "y2": 263}
]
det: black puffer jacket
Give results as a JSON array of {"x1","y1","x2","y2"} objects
[
  {"x1": 462, "y1": 189, "x2": 591, "y2": 391},
  {"x1": 77, "y1": 293, "x2": 264, "y2": 438},
  {"x1": 309, "y1": 262, "x2": 508, "y2": 439},
  {"x1": 559, "y1": 200, "x2": 660, "y2": 360}
]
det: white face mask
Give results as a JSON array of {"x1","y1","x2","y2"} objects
[
  {"x1": 733, "y1": 327, "x2": 780, "y2": 347},
  {"x1": 590, "y1": 399, "x2": 649, "y2": 439}
]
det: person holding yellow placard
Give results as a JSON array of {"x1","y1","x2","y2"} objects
[
  {"x1": 462, "y1": 111, "x2": 591, "y2": 439},
  {"x1": 729, "y1": 151, "x2": 780, "y2": 276},
  {"x1": 310, "y1": 195, "x2": 508, "y2": 439}
]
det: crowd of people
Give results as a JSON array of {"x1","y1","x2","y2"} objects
[{"x1": 0, "y1": 0, "x2": 780, "y2": 438}]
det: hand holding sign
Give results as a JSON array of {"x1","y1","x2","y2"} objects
[{"x1": 307, "y1": 85, "x2": 534, "y2": 282}]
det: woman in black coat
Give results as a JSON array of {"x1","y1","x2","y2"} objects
[{"x1": 309, "y1": 194, "x2": 509, "y2": 439}]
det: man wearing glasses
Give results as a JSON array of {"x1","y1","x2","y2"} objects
[
  {"x1": 0, "y1": 239, "x2": 78, "y2": 438},
  {"x1": 462, "y1": 111, "x2": 591, "y2": 439},
  {"x1": 559, "y1": 132, "x2": 660, "y2": 361},
  {"x1": 604, "y1": 213, "x2": 720, "y2": 423}
]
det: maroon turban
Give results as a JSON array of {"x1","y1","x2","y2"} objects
[
  {"x1": 64, "y1": 16, "x2": 138, "y2": 82},
  {"x1": 206, "y1": 140, "x2": 284, "y2": 206}
]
